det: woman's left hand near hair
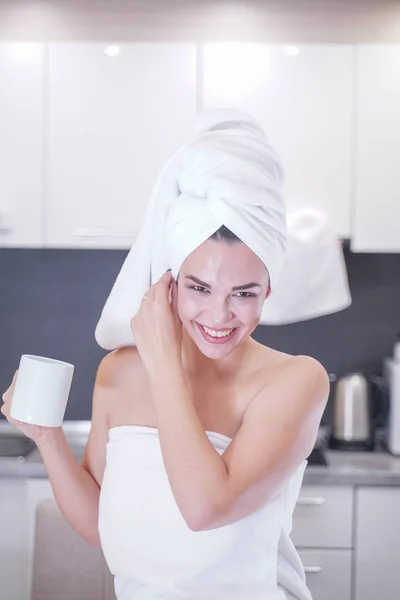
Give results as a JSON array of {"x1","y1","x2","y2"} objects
[{"x1": 130, "y1": 271, "x2": 183, "y2": 380}]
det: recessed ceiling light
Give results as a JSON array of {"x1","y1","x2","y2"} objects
[
  {"x1": 104, "y1": 45, "x2": 120, "y2": 57},
  {"x1": 283, "y1": 46, "x2": 300, "y2": 57}
]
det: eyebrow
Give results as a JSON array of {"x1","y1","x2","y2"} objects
[{"x1": 185, "y1": 275, "x2": 261, "y2": 292}]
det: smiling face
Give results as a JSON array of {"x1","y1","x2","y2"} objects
[{"x1": 176, "y1": 238, "x2": 270, "y2": 360}]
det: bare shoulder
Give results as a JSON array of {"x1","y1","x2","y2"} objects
[
  {"x1": 253, "y1": 340, "x2": 326, "y2": 378},
  {"x1": 276, "y1": 352, "x2": 328, "y2": 376},
  {"x1": 97, "y1": 346, "x2": 143, "y2": 388},
  {"x1": 250, "y1": 342, "x2": 330, "y2": 408},
  {"x1": 81, "y1": 346, "x2": 144, "y2": 485},
  {"x1": 92, "y1": 346, "x2": 145, "y2": 426},
  {"x1": 268, "y1": 352, "x2": 330, "y2": 410},
  {"x1": 237, "y1": 351, "x2": 330, "y2": 460}
]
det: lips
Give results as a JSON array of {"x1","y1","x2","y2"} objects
[{"x1": 195, "y1": 322, "x2": 238, "y2": 344}]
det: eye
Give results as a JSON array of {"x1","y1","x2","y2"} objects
[
  {"x1": 189, "y1": 285, "x2": 209, "y2": 293},
  {"x1": 234, "y1": 291, "x2": 257, "y2": 298}
]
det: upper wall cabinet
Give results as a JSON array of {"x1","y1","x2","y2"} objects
[
  {"x1": 46, "y1": 43, "x2": 197, "y2": 248},
  {"x1": 0, "y1": 43, "x2": 44, "y2": 248},
  {"x1": 202, "y1": 44, "x2": 353, "y2": 238},
  {"x1": 353, "y1": 45, "x2": 400, "y2": 252}
]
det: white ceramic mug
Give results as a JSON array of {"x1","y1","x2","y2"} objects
[{"x1": 10, "y1": 355, "x2": 74, "y2": 427}]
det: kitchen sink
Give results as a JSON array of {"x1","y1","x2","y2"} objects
[{"x1": 0, "y1": 435, "x2": 36, "y2": 458}]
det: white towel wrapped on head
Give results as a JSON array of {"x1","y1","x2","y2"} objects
[
  {"x1": 95, "y1": 110, "x2": 287, "y2": 350},
  {"x1": 261, "y1": 208, "x2": 352, "y2": 325}
]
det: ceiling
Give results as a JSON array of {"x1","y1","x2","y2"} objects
[{"x1": 0, "y1": 0, "x2": 399, "y2": 42}]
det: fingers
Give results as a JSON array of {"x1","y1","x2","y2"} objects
[
  {"x1": 1, "y1": 386, "x2": 10, "y2": 418},
  {"x1": 2, "y1": 370, "x2": 18, "y2": 408},
  {"x1": 139, "y1": 272, "x2": 173, "y2": 309},
  {"x1": 2, "y1": 373, "x2": 14, "y2": 401},
  {"x1": 153, "y1": 272, "x2": 173, "y2": 304},
  {"x1": 159, "y1": 271, "x2": 173, "y2": 285},
  {"x1": 1, "y1": 370, "x2": 24, "y2": 426},
  {"x1": 159, "y1": 271, "x2": 173, "y2": 290}
]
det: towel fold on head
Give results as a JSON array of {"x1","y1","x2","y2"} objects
[
  {"x1": 261, "y1": 208, "x2": 352, "y2": 325},
  {"x1": 95, "y1": 110, "x2": 287, "y2": 350}
]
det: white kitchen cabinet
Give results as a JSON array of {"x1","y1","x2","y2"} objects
[
  {"x1": 0, "y1": 43, "x2": 44, "y2": 247},
  {"x1": 0, "y1": 479, "x2": 29, "y2": 600},
  {"x1": 292, "y1": 485, "x2": 354, "y2": 549},
  {"x1": 298, "y1": 549, "x2": 352, "y2": 600},
  {"x1": 354, "y1": 486, "x2": 400, "y2": 600},
  {"x1": 46, "y1": 42, "x2": 197, "y2": 248},
  {"x1": 202, "y1": 43, "x2": 353, "y2": 238},
  {"x1": 25, "y1": 478, "x2": 54, "y2": 600},
  {"x1": 353, "y1": 45, "x2": 400, "y2": 252}
]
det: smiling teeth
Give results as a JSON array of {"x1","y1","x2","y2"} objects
[{"x1": 202, "y1": 326, "x2": 233, "y2": 338}]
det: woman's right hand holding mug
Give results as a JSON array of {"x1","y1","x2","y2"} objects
[{"x1": 1, "y1": 370, "x2": 61, "y2": 443}]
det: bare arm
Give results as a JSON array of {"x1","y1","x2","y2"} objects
[
  {"x1": 150, "y1": 355, "x2": 329, "y2": 531},
  {"x1": 36, "y1": 429, "x2": 102, "y2": 546},
  {"x1": 36, "y1": 352, "x2": 119, "y2": 545},
  {"x1": 2, "y1": 352, "x2": 117, "y2": 546}
]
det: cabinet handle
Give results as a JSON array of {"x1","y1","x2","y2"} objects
[
  {"x1": 296, "y1": 497, "x2": 326, "y2": 506},
  {"x1": 304, "y1": 566, "x2": 323, "y2": 574},
  {"x1": 73, "y1": 228, "x2": 137, "y2": 238}
]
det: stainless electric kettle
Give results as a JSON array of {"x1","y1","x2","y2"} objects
[{"x1": 329, "y1": 372, "x2": 388, "y2": 451}]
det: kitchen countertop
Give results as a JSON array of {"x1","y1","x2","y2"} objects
[{"x1": 1, "y1": 421, "x2": 400, "y2": 486}]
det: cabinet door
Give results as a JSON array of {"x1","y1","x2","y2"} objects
[
  {"x1": 0, "y1": 479, "x2": 29, "y2": 600},
  {"x1": 0, "y1": 43, "x2": 44, "y2": 247},
  {"x1": 298, "y1": 549, "x2": 352, "y2": 600},
  {"x1": 46, "y1": 43, "x2": 197, "y2": 248},
  {"x1": 292, "y1": 485, "x2": 353, "y2": 549},
  {"x1": 202, "y1": 43, "x2": 353, "y2": 238},
  {"x1": 25, "y1": 478, "x2": 54, "y2": 600},
  {"x1": 353, "y1": 45, "x2": 400, "y2": 251},
  {"x1": 355, "y1": 487, "x2": 400, "y2": 600}
]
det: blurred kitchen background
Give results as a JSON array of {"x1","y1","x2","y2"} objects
[{"x1": 1, "y1": 1, "x2": 400, "y2": 600}]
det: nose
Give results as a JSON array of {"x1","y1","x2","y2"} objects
[{"x1": 210, "y1": 296, "x2": 232, "y2": 326}]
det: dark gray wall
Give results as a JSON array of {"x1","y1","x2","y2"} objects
[{"x1": 1, "y1": 248, "x2": 399, "y2": 424}]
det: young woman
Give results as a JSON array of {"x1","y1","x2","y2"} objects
[{"x1": 2, "y1": 111, "x2": 329, "y2": 599}]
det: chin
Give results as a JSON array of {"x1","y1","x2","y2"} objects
[{"x1": 197, "y1": 343, "x2": 235, "y2": 360}]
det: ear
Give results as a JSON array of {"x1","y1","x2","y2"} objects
[
  {"x1": 265, "y1": 287, "x2": 271, "y2": 300},
  {"x1": 170, "y1": 277, "x2": 181, "y2": 324}
]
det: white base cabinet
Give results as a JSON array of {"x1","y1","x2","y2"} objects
[
  {"x1": 292, "y1": 485, "x2": 354, "y2": 600},
  {"x1": 0, "y1": 479, "x2": 30, "y2": 600},
  {"x1": 298, "y1": 549, "x2": 352, "y2": 600},
  {"x1": 354, "y1": 487, "x2": 400, "y2": 600},
  {"x1": 292, "y1": 485, "x2": 353, "y2": 549},
  {"x1": 25, "y1": 478, "x2": 54, "y2": 599}
]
